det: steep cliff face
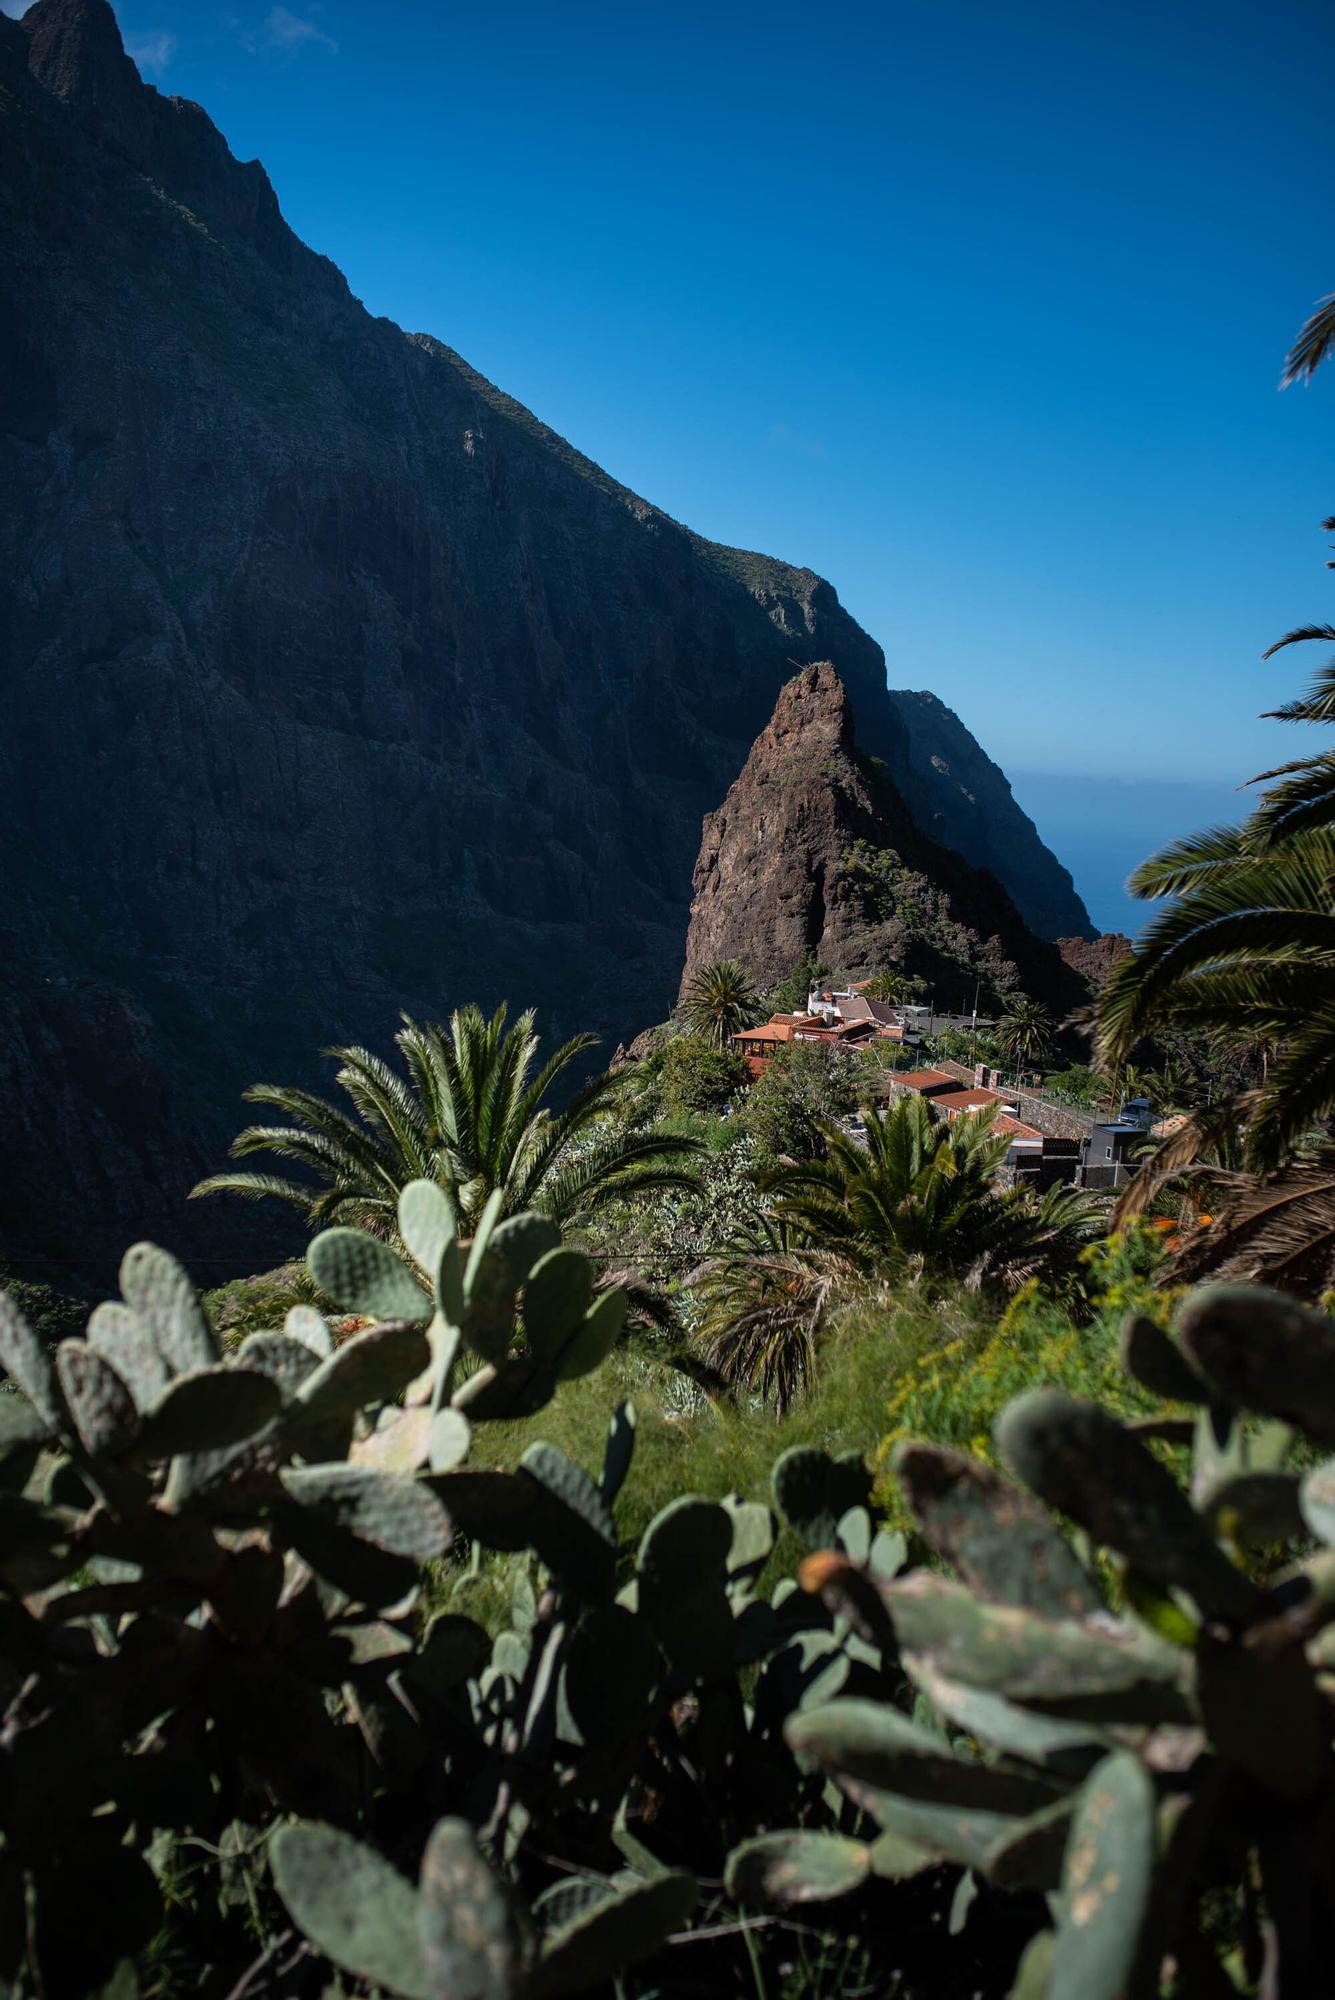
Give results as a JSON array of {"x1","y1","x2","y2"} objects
[
  {"x1": 0, "y1": 0, "x2": 1086, "y2": 1272},
  {"x1": 886, "y1": 690, "x2": 1095, "y2": 940},
  {"x1": 680, "y1": 666, "x2": 1085, "y2": 1012},
  {"x1": 0, "y1": 0, "x2": 900, "y2": 1270}
]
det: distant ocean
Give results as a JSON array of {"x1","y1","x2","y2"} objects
[{"x1": 1009, "y1": 773, "x2": 1252, "y2": 938}]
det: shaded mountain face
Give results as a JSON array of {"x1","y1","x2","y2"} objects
[
  {"x1": 680, "y1": 665, "x2": 1087, "y2": 1013},
  {"x1": 884, "y1": 690, "x2": 1095, "y2": 941},
  {"x1": 0, "y1": 0, "x2": 1086, "y2": 1272}
]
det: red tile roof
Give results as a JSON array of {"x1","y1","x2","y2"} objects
[
  {"x1": 995, "y1": 1114, "x2": 1044, "y2": 1140},
  {"x1": 934, "y1": 1088, "x2": 1008, "y2": 1113},
  {"x1": 893, "y1": 1068, "x2": 957, "y2": 1092}
]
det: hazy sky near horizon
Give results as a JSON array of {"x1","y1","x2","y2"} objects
[{"x1": 28, "y1": 0, "x2": 1335, "y2": 790}]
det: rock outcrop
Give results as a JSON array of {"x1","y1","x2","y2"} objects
[
  {"x1": 0, "y1": 0, "x2": 1087, "y2": 1272},
  {"x1": 885, "y1": 690, "x2": 1095, "y2": 940},
  {"x1": 679, "y1": 666, "x2": 1085, "y2": 1011},
  {"x1": 1056, "y1": 933, "x2": 1135, "y2": 986}
]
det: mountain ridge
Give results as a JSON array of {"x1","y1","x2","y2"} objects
[{"x1": 0, "y1": 0, "x2": 1088, "y2": 1274}]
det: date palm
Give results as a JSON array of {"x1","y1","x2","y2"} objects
[
  {"x1": 994, "y1": 996, "x2": 1055, "y2": 1072},
  {"x1": 193, "y1": 1003, "x2": 702, "y2": 1236},
  {"x1": 692, "y1": 1097, "x2": 1096, "y2": 1412},
  {"x1": 767, "y1": 1095, "x2": 1092, "y2": 1289},
  {"x1": 679, "y1": 959, "x2": 765, "y2": 1047}
]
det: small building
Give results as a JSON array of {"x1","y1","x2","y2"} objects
[
  {"x1": 889, "y1": 1067, "x2": 959, "y2": 1100},
  {"x1": 1081, "y1": 1119, "x2": 1146, "y2": 1188},
  {"x1": 933, "y1": 1087, "x2": 1014, "y2": 1120},
  {"x1": 994, "y1": 1112, "x2": 1045, "y2": 1168}
]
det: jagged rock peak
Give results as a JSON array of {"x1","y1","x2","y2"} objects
[
  {"x1": 16, "y1": 0, "x2": 323, "y2": 284},
  {"x1": 758, "y1": 660, "x2": 855, "y2": 754},
  {"x1": 22, "y1": 0, "x2": 143, "y2": 143},
  {"x1": 679, "y1": 663, "x2": 1083, "y2": 1013}
]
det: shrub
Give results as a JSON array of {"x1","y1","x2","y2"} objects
[
  {"x1": 741, "y1": 1039, "x2": 859, "y2": 1161},
  {"x1": 655, "y1": 1032, "x2": 748, "y2": 1117}
]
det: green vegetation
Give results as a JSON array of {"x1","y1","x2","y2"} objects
[
  {"x1": 994, "y1": 996, "x2": 1056, "y2": 1072},
  {"x1": 678, "y1": 957, "x2": 764, "y2": 1046},
  {"x1": 737, "y1": 1036, "x2": 859, "y2": 1159},
  {"x1": 9, "y1": 1179, "x2": 1335, "y2": 1995},
  {"x1": 768, "y1": 949, "x2": 832, "y2": 1013},
  {"x1": 192, "y1": 1001, "x2": 701, "y2": 1236},
  {"x1": 651, "y1": 1030, "x2": 748, "y2": 1116}
]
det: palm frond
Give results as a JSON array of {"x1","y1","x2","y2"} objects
[{"x1": 1281, "y1": 294, "x2": 1335, "y2": 387}]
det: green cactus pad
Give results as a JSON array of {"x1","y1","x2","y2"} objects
[
  {"x1": 1120, "y1": 1311, "x2": 1207, "y2": 1403},
  {"x1": 136, "y1": 1367, "x2": 282, "y2": 1458},
  {"x1": 118, "y1": 1243, "x2": 218, "y2": 1373},
  {"x1": 281, "y1": 1464, "x2": 451, "y2": 1564},
  {"x1": 725, "y1": 1831, "x2": 871, "y2": 1907},
  {"x1": 489, "y1": 1212, "x2": 562, "y2": 1288},
  {"x1": 284, "y1": 1304, "x2": 333, "y2": 1357},
  {"x1": 294, "y1": 1321, "x2": 431, "y2": 1427},
  {"x1": 307, "y1": 1227, "x2": 432, "y2": 1321},
  {"x1": 893, "y1": 1441, "x2": 1103, "y2": 1618},
  {"x1": 554, "y1": 1286, "x2": 628, "y2": 1382},
  {"x1": 518, "y1": 1442, "x2": 617, "y2": 1598},
  {"x1": 236, "y1": 1332, "x2": 322, "y2": 1399},
  {"x1": 270, "y1": 1821, "x2": 429, "y2": 1999},
  {"x1": 785, "y1": 1699, "x2": 1062, "y2": 1817},
  {"x1": 600, "y1": 1399, "x2": 636, "y2": 1503},
  {"x1": 995, "y1": 1389, "x2": 1261, "y2": 1624},
  {"x1": 398, "y1": 1178, "x2": 457, "y2": 1277},
  {"x1": 418, "y1": 1816, "x2": 528, "y2": 2000},
  {"x1": 530, "y1": 1871, "x2": 696, "y2": 1999},
  {"x1": 982, "y1": 1795, "x2": 1077, "y2": 1889},
  {"x1": 0, "y1": 1392, "x2": 50, "y2": 1462},
  {"x1": 427, "y1": 1407, "x2": 472, "y2": 1472},
  {"x1": 0, "y1": 1293, "x2": 62, "y2": 1428},
  {"x1": 772, "y1": 1446, "x2": 874, "y2": 1548},
  {"x1": 524, "y1": 1248, "x2": 593, "y2": 1347},
  {"x1": 406, "y1": 1613, "x2": 491, "y2": 1697},
  {"x1": 426, "y1": 1469, "x2": 544, "y2": 1551},
  {"x1": 905, "y1": 1658, "x2": 1107, "y2": 1768},
  {"x1": 1176, "y1": 1283, "x2": 1335, "y2": 1445},
  {"x1": 723, "y1": 1497, "x2": 775, "y2": 1581},
  {"x1": 1049, "y1": 1753, "x2": 1155, "y2": 2000},
  {"x1": 55, "y1": 1341, "x2": 140, "y2": 1458},
  {"x1": 882, "y1": 1571, "x2": 1190, "y2": 1718},
  {"x1": 87, "y1": 1301, "x2": 172, "y2": 1409},
  {"x1": 559, "y1": 1604, "x2": 661, "y2": 1747}
]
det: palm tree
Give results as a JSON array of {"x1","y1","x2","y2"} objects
[
  {"x1": 679, "y1": 960, "x2": 765, "y2": 1047},
  {"x1": 691, "y1": 1097, "x2": 1096, "y2": 1412},
  {"x1": 193, "y1": 1004, "x2": 702, "y2": 1236},
  {"x1": 691, "y1": 1217, "x2": 859, "y2": 1418},
  {"x1": 993, "y1": 996, "x2": 1055, "y2": 1074},
  {"x1": 1097, "y1": 819, "x2": 1335, "y2": 1171},
  {"x1": 767, "y1": 1095, "x2": 1092, "y2": 1290}
]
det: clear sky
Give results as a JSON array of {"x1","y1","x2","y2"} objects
[{"x1": 16, "y1": 0, "x2": 1335, "y2": 801}]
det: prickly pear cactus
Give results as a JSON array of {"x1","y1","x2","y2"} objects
[{"x1": 765, "y1": 1282, "x2": 1335, "y2": 1995}]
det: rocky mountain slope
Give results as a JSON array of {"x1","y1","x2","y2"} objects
[
  {"x1": 680, "y1": 665, "x2": 1086, "y2": 1012},
  {"x1": 884, "y1": 690, "x2": 1093, "y2": 940},
  {"x1": 0, "y1": 0, "x2": 1089, "y2": 1271}
]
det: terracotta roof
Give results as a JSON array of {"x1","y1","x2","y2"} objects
[
  {"x1": 935, "y1": 1088, "x2": 1008, "y2": 1113},
  {"x1": 733, "y1": 1021, "x2": 795, "y2": 1043},
  {"x1": 995, "y1": 1114, "x2": 1044, "y2": 1140},
  {"x1": 894, "y1": 1068, "x2": 957, "y2": 1091}
]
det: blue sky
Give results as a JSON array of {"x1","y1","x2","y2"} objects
[{"x1": 15, "y1": 2, "x2": 1335, "y2": 821}]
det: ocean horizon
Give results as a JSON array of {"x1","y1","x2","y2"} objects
[{"x1": 1010, "y1": 770, "x2": 1252, "y2": 938}]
